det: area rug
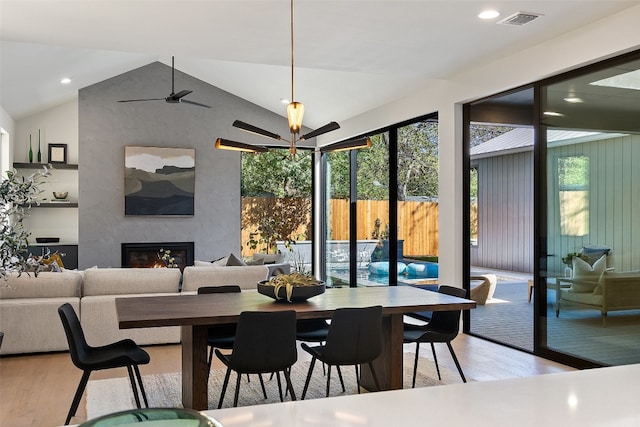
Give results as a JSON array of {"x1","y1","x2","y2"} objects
[{"x1": 86, "y1": 353, "x2": 466, "y2": 419}]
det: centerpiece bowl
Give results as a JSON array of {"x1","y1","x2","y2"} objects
[{"x1": 258, "y1": 273, "x2": 325, "y2": 303}]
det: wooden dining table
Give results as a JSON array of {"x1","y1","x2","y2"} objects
[{"x1": 116, "y1": 285, "x2": 476, "y2": 410}]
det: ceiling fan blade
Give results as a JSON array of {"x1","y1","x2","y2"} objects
[
  {"x1": 180, "y1": 99, "x2": 211, "y2": 108},
  {"x1": 233, "y1": 120, "x2": 282, "y2": 141},
  {"x1": 300, "y1": 121, "x2": 340, "y2": 141},
  {"x1": 171, "y1": 89, "x2": 193, "y2": 100},
  {"x1": 117, "y1": 98, "x2": 165, "y2": 103}
]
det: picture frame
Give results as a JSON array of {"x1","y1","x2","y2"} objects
[
  {"x1": 124, "y1": 146, "x2": 195, "y2": 216},
  {"x1": 48, "y1": 143, "x2": 67, "y2": 164}
]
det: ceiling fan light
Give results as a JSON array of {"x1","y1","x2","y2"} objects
[
  {"x1": 215, "y1": 138, "x2": 268, "y2": 153},
  {"x1": 287, "y1": 101, "x2": 304, "y2": 134}
]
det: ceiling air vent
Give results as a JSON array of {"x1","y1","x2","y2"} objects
[{"x1": 498, "y1": 11, "x2": 543, "y2": 26}]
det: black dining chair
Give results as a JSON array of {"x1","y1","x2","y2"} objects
[
  {"x1": 197, "y1": 285, "x2": 242, "y2": 378},
  {"x1": 301, "y1": 305, "x2": 383, "y2": 399},
  {"x1": 215, "y1": 310, "x2": 298, "y2": 408},
  {"x1": 403, "y1": 285, "x2": 468, "y2": 387},
  {"x1": 296, "y1": 318, "x2": 331, "y2": 375},
  {"x1": 58, "y1": 303, "x2": 150, "y2": 425}
]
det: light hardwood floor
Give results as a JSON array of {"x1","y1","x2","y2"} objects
[{"x1": 0, "y1": 335, "x2": 574, "y2": 427}]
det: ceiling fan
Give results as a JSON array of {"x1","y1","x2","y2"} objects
[
  {"x1": 216, "y1": 0, "x2": 366, "y2": 155},
  {"x1": 118, "y1": 56, "x2": 211, "y2": 108}
]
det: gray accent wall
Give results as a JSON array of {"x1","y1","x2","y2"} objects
[{"x1": 78, "y1": 62, "x2": 292, "y2": 268}]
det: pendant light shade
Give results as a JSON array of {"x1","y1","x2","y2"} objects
[
  {"x1": 215, "y1": 138, "x2": 268, "y2": 153},
  {"x1": 287, "y1": 101, "x2": 305, "y2": 134}
]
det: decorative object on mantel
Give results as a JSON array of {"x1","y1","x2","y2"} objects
[
  {"x1": 48, "y1": 143, "x2": 67, "y2": 164},
  {"x1": 258, "y1": 272, "x2": 324, "y2": 302},
  {"x1": 53, "y1": 191, "x2": 68, "y2": 200},
  {"x1": 28, "y1": 134, "x2": 33, "y2": 163},
  {"x1": 37, "y1": 129, "x2": 42, "y2": 163},
  {"x1": 1, "y1": 165, "x2": 50, "y2": 279},
  {"x1": 124, "y1": 146, "x2": 195, "y2": 216}
]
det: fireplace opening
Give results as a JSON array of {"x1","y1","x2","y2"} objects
[{"x1": 121, "y1": 242, "x2": 194, "y2": 272}]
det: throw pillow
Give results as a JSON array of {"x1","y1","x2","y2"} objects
[
  {"x1": 246, "y1": 258, "x2": 265, "y2": 266},
  {"x1": 211, "y1": 256, "x2": 228, "y2": 267},
  {"x1": 194, "y1": 260, "x2": 214, "y2": 267},
  {"x1": 226, "y1": 253, "x2": 247, "y2": 266},
  {"x1": 571, "y1": 254, "x2": 606, "y2": 292},
  {"x1": 253, "y1": 253, "x2": 283, "y2": 264}
]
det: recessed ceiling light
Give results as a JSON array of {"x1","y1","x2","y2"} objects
[
  {"x1": 563, "y1": 96, "x2": 583, "y2": 103},
  {"x1": 478, "y1": 10, "x2": 500, "y2": 20},
  {"x1": 60, "y1": 77, "x2": 72, "y2": 84},
  {"x1": 544, "y1": 111, "x2": 564, "y2": 117}
]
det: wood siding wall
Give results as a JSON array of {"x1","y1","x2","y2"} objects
[
  {"x1": 547, "y1": 134, "x2": 640, "y2": 274},
  {"x1": 471, "y1": 151, "x2": 534, "y2": 273},
  {"x1": 241, "y1": 198, "x2": 439, "y2": 257}
]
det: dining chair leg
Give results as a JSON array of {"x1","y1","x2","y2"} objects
[
  {"x1": 284, "y1": 368, "x2": 297, "y2": 401},
  {"x1": 430, "y1": 342, "x2": 442, "y2": 380},
  {"x1": 232, "y1": 372, "x2": 243, "y2": 407},
  {"x1": 258, "y1": 373, "x2": 267, "y2": 399},
  {"x1": 355, "y1": 366, "x2": 360, "y2": 393},
  {"x1": 218, "y1": 367, "x2": 232, "y2": 409},
  {"x1": 133, "y1": 365, "x2": 149, "y2": 407},
  {"x1": 412, "y1": 343, "x2": 421, "y2": 388},
  {"x1": 325, "y1": 365, "x2": 332, "y2": 397},
  {"x1": 65, "y1": 370, "x2": 91, "y2": 425},
  {"x1": 446, "y1": 342, "x2": 467, "y2": 383},
  {"x1": 301, "y1": 357, "x2": 317, "y2": 400},
  {"x1": 126, "y1": 365, "x2": 142, "y2": 409},
  {"x1": 336, "y1": 365, "x2": 345, "y2": 392},
  {"x1": 275, "y1": 371, "x2": 283, "y2": 402}
]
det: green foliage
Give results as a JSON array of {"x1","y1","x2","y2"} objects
[
  {"x1": 242, "y1": 149, "x2": 312, "y2": 253},
  {"x1": 562, "y1": 252, "x2": 589, "y2": 267},
  {"x1": 1, "y1": 166, "x2": 50, "y2": 279}
]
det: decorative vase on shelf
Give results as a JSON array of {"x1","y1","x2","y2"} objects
[
  {"x1": 28, "y1": 134, "x2": 33, "y2": 163},
  {"x1": 37, "y1": 129, "x2": 42, "y2": 163}
]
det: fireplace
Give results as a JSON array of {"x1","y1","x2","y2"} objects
[{"x1": 121, "y1": 242, "x2": 194, "y2": 272}]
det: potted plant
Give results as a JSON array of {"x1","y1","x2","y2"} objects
[
  {"x1": 1, "y1": 166, "x2": 50, "y2": 280},
  {"x1": 561, "y1": 252, "x2": 589, "y2": 278}
]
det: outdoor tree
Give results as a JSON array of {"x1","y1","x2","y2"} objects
[{"x1": 241, "y1": 149, "x2": 312, "y2": 253}]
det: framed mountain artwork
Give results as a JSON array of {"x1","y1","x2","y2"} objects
[{"x1": 124, "y1": 146, "x2": 195, "y2": 216}]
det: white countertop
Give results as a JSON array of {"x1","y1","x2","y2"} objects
[{"x1": 205, "y1": 364, "x2": 640, "y2": 427}]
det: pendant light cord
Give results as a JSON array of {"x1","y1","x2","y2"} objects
[{"x1": 290, "y1": 0, "x2": 295, "y2": 103}]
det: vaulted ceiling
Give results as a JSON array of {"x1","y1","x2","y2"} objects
[{"x1": 1, "y1": 1, "x2": 637, "y2": 128}]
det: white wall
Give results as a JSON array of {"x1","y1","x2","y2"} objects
[
  {"x1": 323, "y1": 4, "x2": 640, "y2": 287},
  {"x1": 0, "y1": 105, "x2": 16, "y2": 176}
]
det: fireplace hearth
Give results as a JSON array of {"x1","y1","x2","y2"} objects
[{"x1": 121, "y1": 242, "x2": 194, "y2": 272}]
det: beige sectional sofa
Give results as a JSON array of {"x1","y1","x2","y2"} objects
[
  {"x1": 0, "y1": 271, "x2": 83, "y2": 354},
  {"x1": 1, "y1": 264, "x2": 286, "y2": 355},
  {"x1": 80, "y1": 268, "x2": 182, "y2": 347}
]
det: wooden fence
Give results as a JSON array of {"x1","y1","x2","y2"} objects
[{"x1": 242, "y1": 197, "x2": 440, "y2": 257}]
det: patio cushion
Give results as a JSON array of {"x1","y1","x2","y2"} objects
[{"x1": 571, "y1": 255, "x2": 606, "y2": 292}]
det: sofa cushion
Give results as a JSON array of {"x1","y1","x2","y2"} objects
[
  {"x1": 82, "y1": 268, "x2": 180, "y2": 296},
  {"x1": 0, "y1": 271, "x2": 82, "y2": 299},
  {"x1": 571, "y1": 254, "x2": 606, "y2": 292},
  {"x1": 181, "y1": 265, "x2": 269, "y2": 292}
]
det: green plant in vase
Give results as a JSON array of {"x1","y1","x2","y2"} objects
[{"x1": 1, "y1": 165, "x2": 50, "y2": 279}]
